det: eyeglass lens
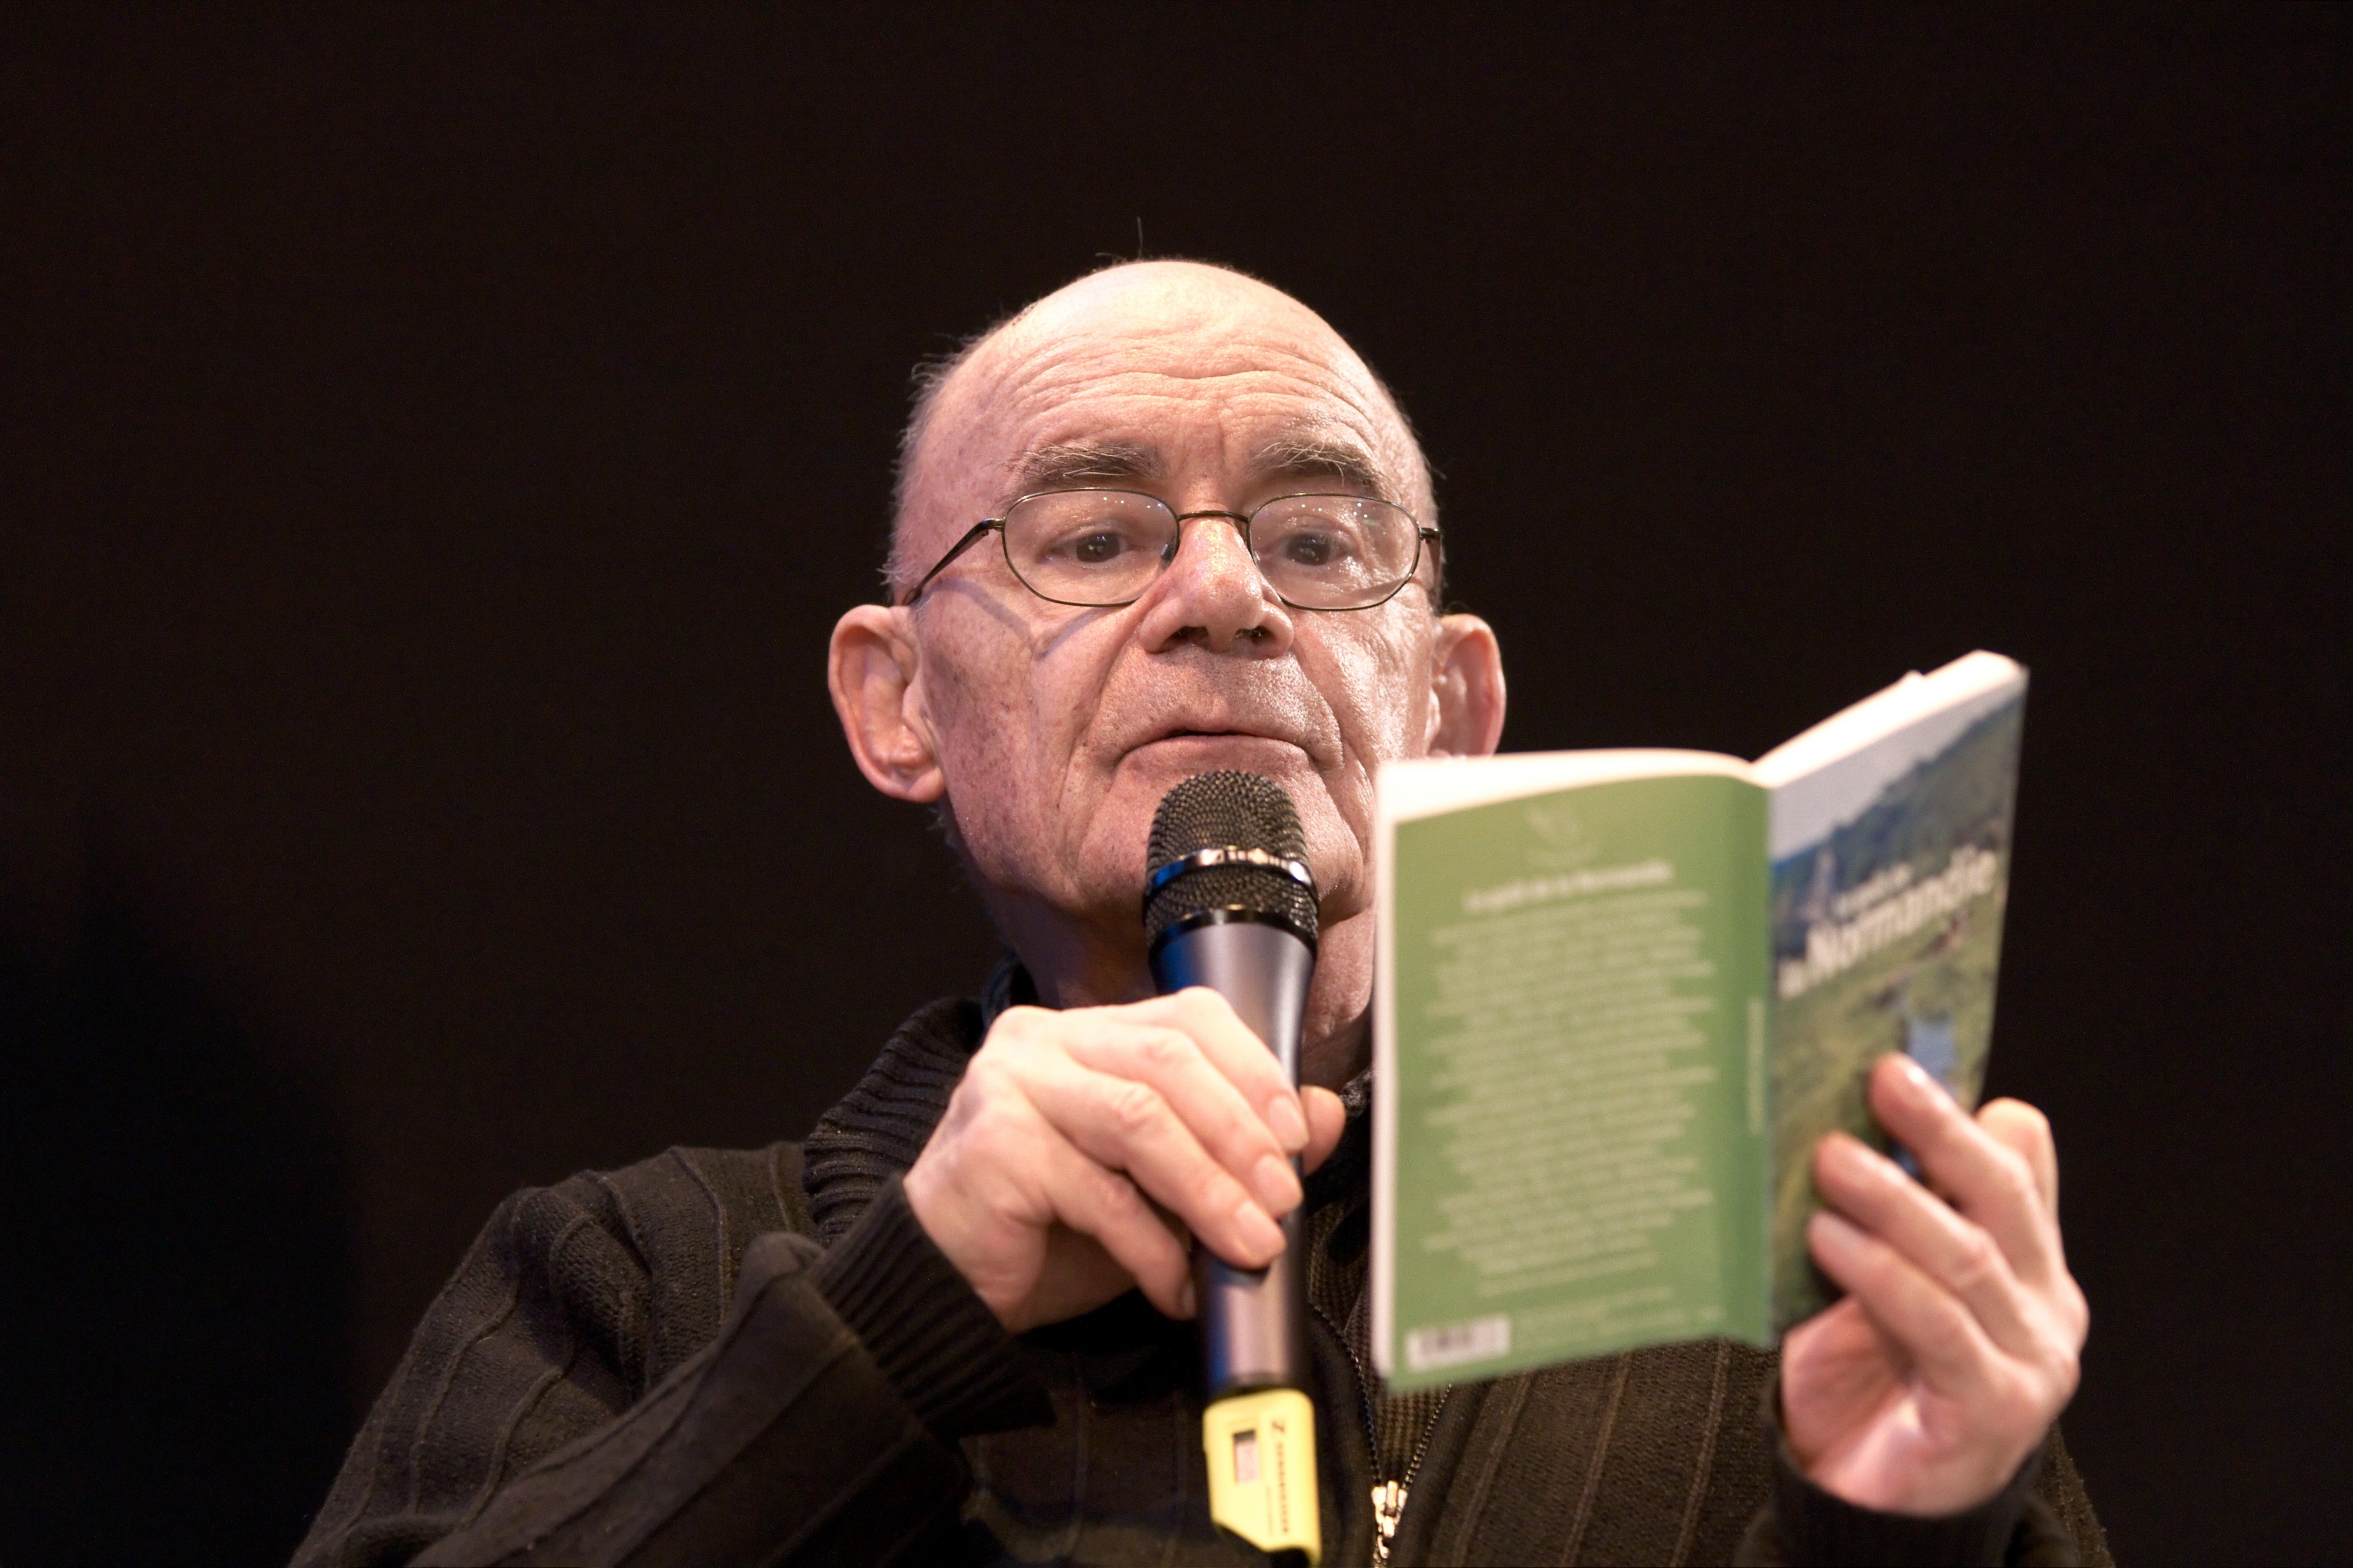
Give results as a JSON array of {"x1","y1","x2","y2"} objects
[{"x1": 1001, "y1": 491, "x2": 1424, "y2": 609}]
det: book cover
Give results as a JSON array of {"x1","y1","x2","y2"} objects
[{"x1": 1759, "y1": 662, "x2": 2027, "y2": 1327}]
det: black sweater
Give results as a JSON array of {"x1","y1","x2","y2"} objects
[{"x1": 295, "y1": 982, "x2": 2109, "y2": 1566}]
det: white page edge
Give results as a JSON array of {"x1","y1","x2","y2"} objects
[{"x1": 1750, "y1": 650, "x2": 2025, "y2": 790}]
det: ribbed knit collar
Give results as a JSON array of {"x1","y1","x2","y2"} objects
[{"x1": 801, "y1": 957, "x2": 1029, "y2": 1245}]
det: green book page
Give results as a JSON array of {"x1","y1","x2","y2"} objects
[{"x1": 1377, "y1": 772, "x2": 1771, "y2": 1390}]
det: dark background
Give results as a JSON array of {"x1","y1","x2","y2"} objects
[{"x1": 1, "y1": 6, "x2": 2344, "y2": 1563}]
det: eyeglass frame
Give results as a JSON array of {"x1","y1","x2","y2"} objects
[{"x1": 892, "y1": 488, "x2": 1444, "y2": 612}]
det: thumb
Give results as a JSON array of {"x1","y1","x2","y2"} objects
[{"x1": 1299, "y1": 1086, "x2": 1349, "y2": 1175}]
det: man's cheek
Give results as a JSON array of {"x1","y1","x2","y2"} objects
[
  {"x1": 1318, "y1": 636, "x2": 1424, "y2": 774},
  {"x1": 923, "y1": 688, "x2": 1045, "y2": 864},
  {"x1": 942, "y1": 753, "x2": 1067, "y2": 893}
]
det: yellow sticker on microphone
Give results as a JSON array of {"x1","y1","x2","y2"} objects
[{"x1": 1203, "y1": 1387, "x2": 1321, "y2": 1563}]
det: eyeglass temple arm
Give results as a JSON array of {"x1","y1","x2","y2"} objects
[{"x1": 894, "y1": 520, "x2": 1001, "y2": 607}]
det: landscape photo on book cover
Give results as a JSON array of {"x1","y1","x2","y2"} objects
[{"x1": 1765, "y1": 682, "x2": 2027, "y2": 1327}]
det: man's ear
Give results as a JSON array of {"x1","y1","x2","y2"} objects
[
  {"x1": 829, "y1": 605, "x2": 946, "y2": 802},
  {"x1": 1424, "y1": 613, "x2": 1506, "y2": 759}
]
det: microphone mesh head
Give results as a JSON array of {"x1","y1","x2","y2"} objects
[{"x1": 1144, "y1": 771, "x2": 1317, "y2": 946}]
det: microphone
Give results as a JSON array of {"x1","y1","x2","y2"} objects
[{"x1": 1145, "y1": 772, "x2": 1322, "y2": 1566}]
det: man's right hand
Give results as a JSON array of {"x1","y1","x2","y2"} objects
[{"x1": 902, "y1": 987, "x2": 1349, "y2": 1334}]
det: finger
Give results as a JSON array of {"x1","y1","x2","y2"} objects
[
  {"x1": 1868, "y1": 1056, "x2": 2063, "y2": 1286},
  {"x1": 1978, "y1": 1099, "x2": 2060, "y2": 1216},
  {"x1": 1029, "y1": 1132, "x2": 1195, "y2": 1318},
  {"x1": 1813, "y1": 1132, "x2": 2039, "y2": 1358},
  {"x1": 1299, "y1": 1086, "x2": 1348, "y2": 1175},
  {"x1": 1061, "y1": 1020, "x2": 1302, "y2": 1217},
  {"x1": 1122, "y1": 989, "x2": 1311, "y2": 1153},
  {"x1": 1021, "y1": 1049, "x2": 1286, "y2": 1270},
  {"x1": 1805, "y1": 1207, "x2": 2005, "y2": 1400}
]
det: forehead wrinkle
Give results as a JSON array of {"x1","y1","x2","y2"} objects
[
  {"x1": 998, "y1": 361, "x2": 1398, "y2": 465},
  {"x1": 981, "y1": 389, "x2": 1412, "y2": 522},
  {"x1": 993, "y1": 424, "x2": 1401, "y2": 516}
]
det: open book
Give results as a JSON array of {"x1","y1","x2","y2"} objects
[{"x1": 1372, "y1": 652, "x2": 2027, "y2": 1390}]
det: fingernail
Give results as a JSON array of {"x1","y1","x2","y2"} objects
[
  {"x1": 1267, "y1": 1093, "x2": 1309, "y2": 1153},
  {"x1": 1236, "y1": 1200, "x2": 1285, "y2": 1263},
  {"x1": 1252, "y1": 1152, "x2": 1303, "y2": 1215},
  {"x1": 1894, "y1": 1055, "x2": 1939, "y2": 1096}
]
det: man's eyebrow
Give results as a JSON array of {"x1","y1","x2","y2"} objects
[
  {"x1": 1249, "y1": 434, "x2": 1395, "y2": 501},
  {"x1": 1005, "y1": 440, "x2": 1163, "y2": 500}
]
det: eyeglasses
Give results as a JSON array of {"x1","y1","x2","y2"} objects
[{"x1": 895, "y1": 489, "x2": 1442, "y2": 612}]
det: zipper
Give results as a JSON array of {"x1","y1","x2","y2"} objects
[{"x1": 1311, "y1": 1299, "x2": 1449, "y2": 1567}]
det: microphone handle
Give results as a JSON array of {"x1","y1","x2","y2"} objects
[{"x1": 1149, "y1": 917, "x2": 1317, "y2": 1399}]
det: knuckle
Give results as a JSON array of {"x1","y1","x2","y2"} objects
[
  {"x1": 2059, "y1": 1279, "x2": 2091, "y2": 1340},
  {"x1": 2048, "y1": 1344, "x2": 2082, "y2": 1403},
  {"x1": 1917, "y1": 1289, "x2": 1977, "y2": 1354},
  {"x1": 1104, "y1": 1079, "x2": 1168, "y2": 1140},
  {"x1": 959, "y1": 1110, "x2": 1021, "y2": 1170},
  {"x1": 2011, "y1": 1367, "x2": 2063, "y2": 1432},
  {"x1": 933, "y1": 1084, "x2": 984, "y2": 1140},
  {"x1": 987, "y1": 1005, "x2": 1049, "y2": 1046},
  {"x1": 1135, "y1": 1028, "x2": 1194, "y2": 1075},
  {"x1": 1948, "y1": 1228, "x2": 2005, "y2": 1295},
  {"x1": 965, "y1": 1106, "x2": 1021, "y2": 1153},
  {"x1": 1984, "y1": 1360, "x2": 2029, "y2": 1411},
  {"x1": 961, "y1": 1057, "x2": 1019, "y2": 1109},
  {"x1": 1991, "y1": 1149, "x2": 2038, "y2": 1209},
  {"x1": 1091, "y1": 1169, "x2": 1144, "y2": 1219}
]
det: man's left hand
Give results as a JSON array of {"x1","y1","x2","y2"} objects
[{"x1": 1782, "y1": 1053, "x2": 2089, "y2": 1516}]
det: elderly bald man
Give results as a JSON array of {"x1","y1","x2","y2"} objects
[{"x1": 299, "y1": 263, "x2": 2104, "y2": 1567}]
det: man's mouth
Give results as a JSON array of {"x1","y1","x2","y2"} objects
[
  {"x1": 1129, "y1": 728, "x2": 1312, "y2": 765},
  {"x1": 1147, "y1": 726, "x2": 1281, "y2": 746}
]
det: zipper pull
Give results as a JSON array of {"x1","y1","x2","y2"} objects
[{"x1": 1371, "y1": 1479, "x2": 1407, "y2": 1566}]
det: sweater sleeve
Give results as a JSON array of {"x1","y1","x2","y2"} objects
[
  {"x1": 294, "y1": 1165, "x2": 1046, "y2": 1567},
  {"x1": 1734, "y1": 1422, "x2": 2112, "y2": 1567}
]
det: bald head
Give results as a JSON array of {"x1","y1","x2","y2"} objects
[{"x1": 888, "y1": 261, "x2": 1435, "y2": 596}]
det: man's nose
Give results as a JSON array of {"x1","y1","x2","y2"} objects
[{"x1": 1134, "y1": 512, "x2": 1294, "y2": 655}]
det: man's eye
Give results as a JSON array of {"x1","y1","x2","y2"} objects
[
  {"x1": 1279, "y1": 532, "x2": 1344, "y2": 567},
  {"x1": 1069, "y1": 531, "x2": 1129, "y2": 565}
]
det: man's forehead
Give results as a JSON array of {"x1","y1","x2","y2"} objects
[
  {"x1": 1000, "y1": 429, "x2": 1397, "y2": 509},
  {"x1": 925, "y1": 264, "x2": 1419, "y2": 508}
]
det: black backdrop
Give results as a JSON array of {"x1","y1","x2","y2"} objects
[{"x1": 1, "y1": 7, "x2": 2344, "y2": 1563}]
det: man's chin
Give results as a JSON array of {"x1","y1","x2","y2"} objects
[
  {"x1": 1096, "y1": 736, "x2": 1355, "y2": 882},
  {"x1": 1012, "y1": 749, "x2": 1365, "y2": 959},
  {"x1": 1115, "y1": 733, "x2": 1321, "y2": 796}
]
